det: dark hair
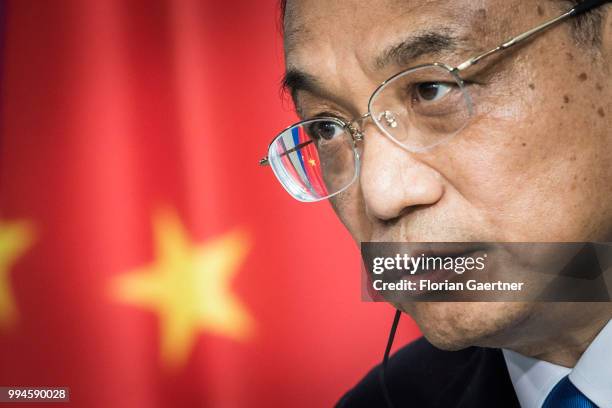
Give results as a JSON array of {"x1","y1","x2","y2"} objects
[
  {"x1": 562, "y1": 0, "x2": 607, "y2": 47},
  {"x1": 279, "y1": 0, "x2": 608, "y2": 47}
]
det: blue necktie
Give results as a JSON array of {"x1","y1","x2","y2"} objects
[{"x1": 542, "y1": 376, "x2": 598, "y2": 408}]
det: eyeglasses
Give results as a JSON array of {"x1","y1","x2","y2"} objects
[{"x1": 260, "y1": 0, "x2": 609, "y2": 203}]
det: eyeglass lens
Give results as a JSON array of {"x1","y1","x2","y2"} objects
[{"x1": 267, "y1": 119, "x2": 359, "y2": 202}]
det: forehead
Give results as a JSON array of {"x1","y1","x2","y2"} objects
[{"x1": 284, "y1": 0, "x2": 514, "y2": 70}]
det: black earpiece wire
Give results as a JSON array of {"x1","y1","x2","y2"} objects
[{"x1": 380, "y1": 309, "x2": 401, "y2": 408}]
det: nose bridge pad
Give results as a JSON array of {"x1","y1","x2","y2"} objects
[
  {"x1": 378, "y1": 110, "x2": 398, "y2": 129},
  {"x1": 348, "y1": 113, "x2": 373, "y2": 143},
  {"x1": 352, "y1": 127, "x2": 365, "y2": 143}
]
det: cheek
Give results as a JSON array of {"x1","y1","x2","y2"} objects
[
  {"x1": 446, "y1": 93, "x2": 611, "y2": 241},
  {"x1": 329, "y1": 182, "x2": 371, "y2": 243}
]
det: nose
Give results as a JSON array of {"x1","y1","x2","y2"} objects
[{"x1": 359, "y1": 125, "x2": 445, "y2": 222}]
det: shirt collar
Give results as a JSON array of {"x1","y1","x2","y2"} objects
[
  {"x1": 502, "y1": 348, "x2": 570, "y2": 408},
  {"x1": 503, "y1": 319, "x2": 612, "y2": 408},
  {"x1": 569, "y1": 319, "x2": 612, "y2": 408}
]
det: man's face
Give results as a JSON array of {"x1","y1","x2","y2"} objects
[{"x1": 283, "y1": 0, "x2": 612, "y2": 350}]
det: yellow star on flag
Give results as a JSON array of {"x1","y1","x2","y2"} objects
[
  {"x1": 0, "y1": 219, "x2": 35, "y2": 329},
  {"x1": 111, "y1": 210, "x2": 254, "y2": 369}
]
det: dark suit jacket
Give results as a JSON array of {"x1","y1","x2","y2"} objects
[{"x1": 336, "y1": 337, "x2": 521, "y2": 407}]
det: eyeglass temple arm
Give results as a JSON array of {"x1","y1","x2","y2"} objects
[
  {"x1": 454, "y1": 0, "x2": 609, "y2": 72},
  {"x1": 259, "y1": 139, "x2": 314, "y2": 166}
]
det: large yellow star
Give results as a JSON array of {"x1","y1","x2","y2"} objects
[
  {"x1": 111, "y1": 210, "x2": 254, "y2": 369},
  {"x1": 0, "y1": 219, "x2": 35, "y2": 329}
]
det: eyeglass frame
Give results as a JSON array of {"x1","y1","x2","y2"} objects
[{"x1": 259, "y1": 0, "x2": 609, "y2": 194}]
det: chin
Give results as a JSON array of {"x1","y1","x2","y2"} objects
[{"x1": 402, "y1": 301, "x2": 533, "y2": 351}]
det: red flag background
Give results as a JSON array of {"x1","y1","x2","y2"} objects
[{"x1": 0, "y1": 1, "x2": 420, "y2": 407}]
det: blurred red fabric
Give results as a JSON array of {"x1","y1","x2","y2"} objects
[{"x1": 0, "y1": 1, "x2": 419, "y2": 407}]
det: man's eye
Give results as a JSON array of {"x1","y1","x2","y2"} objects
[
  {"x1": 414, "y1": 82, "x2": 454, "y2": 102},
  {"x1": 307, "y1": 121, "x2": 344, "y2": 141}
]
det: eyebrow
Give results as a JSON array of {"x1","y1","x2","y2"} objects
[
  {"x1": 281, "y1": 29, "x2": 463, "y2": 105},
  {"x1": 375, "y1": 30, "x2": 460, "y2": 70},
  {"x1": 281, "y1": 69, "x2": 320, "y2": 105}
]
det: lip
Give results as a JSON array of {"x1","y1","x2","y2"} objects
[
  {"x1": 378, "y1": 244, "x2": 488, "y2": 277},
  {"x1": 404, "y1": 243, "x2": 488, "y2": 259},
  {"x1": 391, "y1": 248, "x2": 482, "y2": 279}
]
